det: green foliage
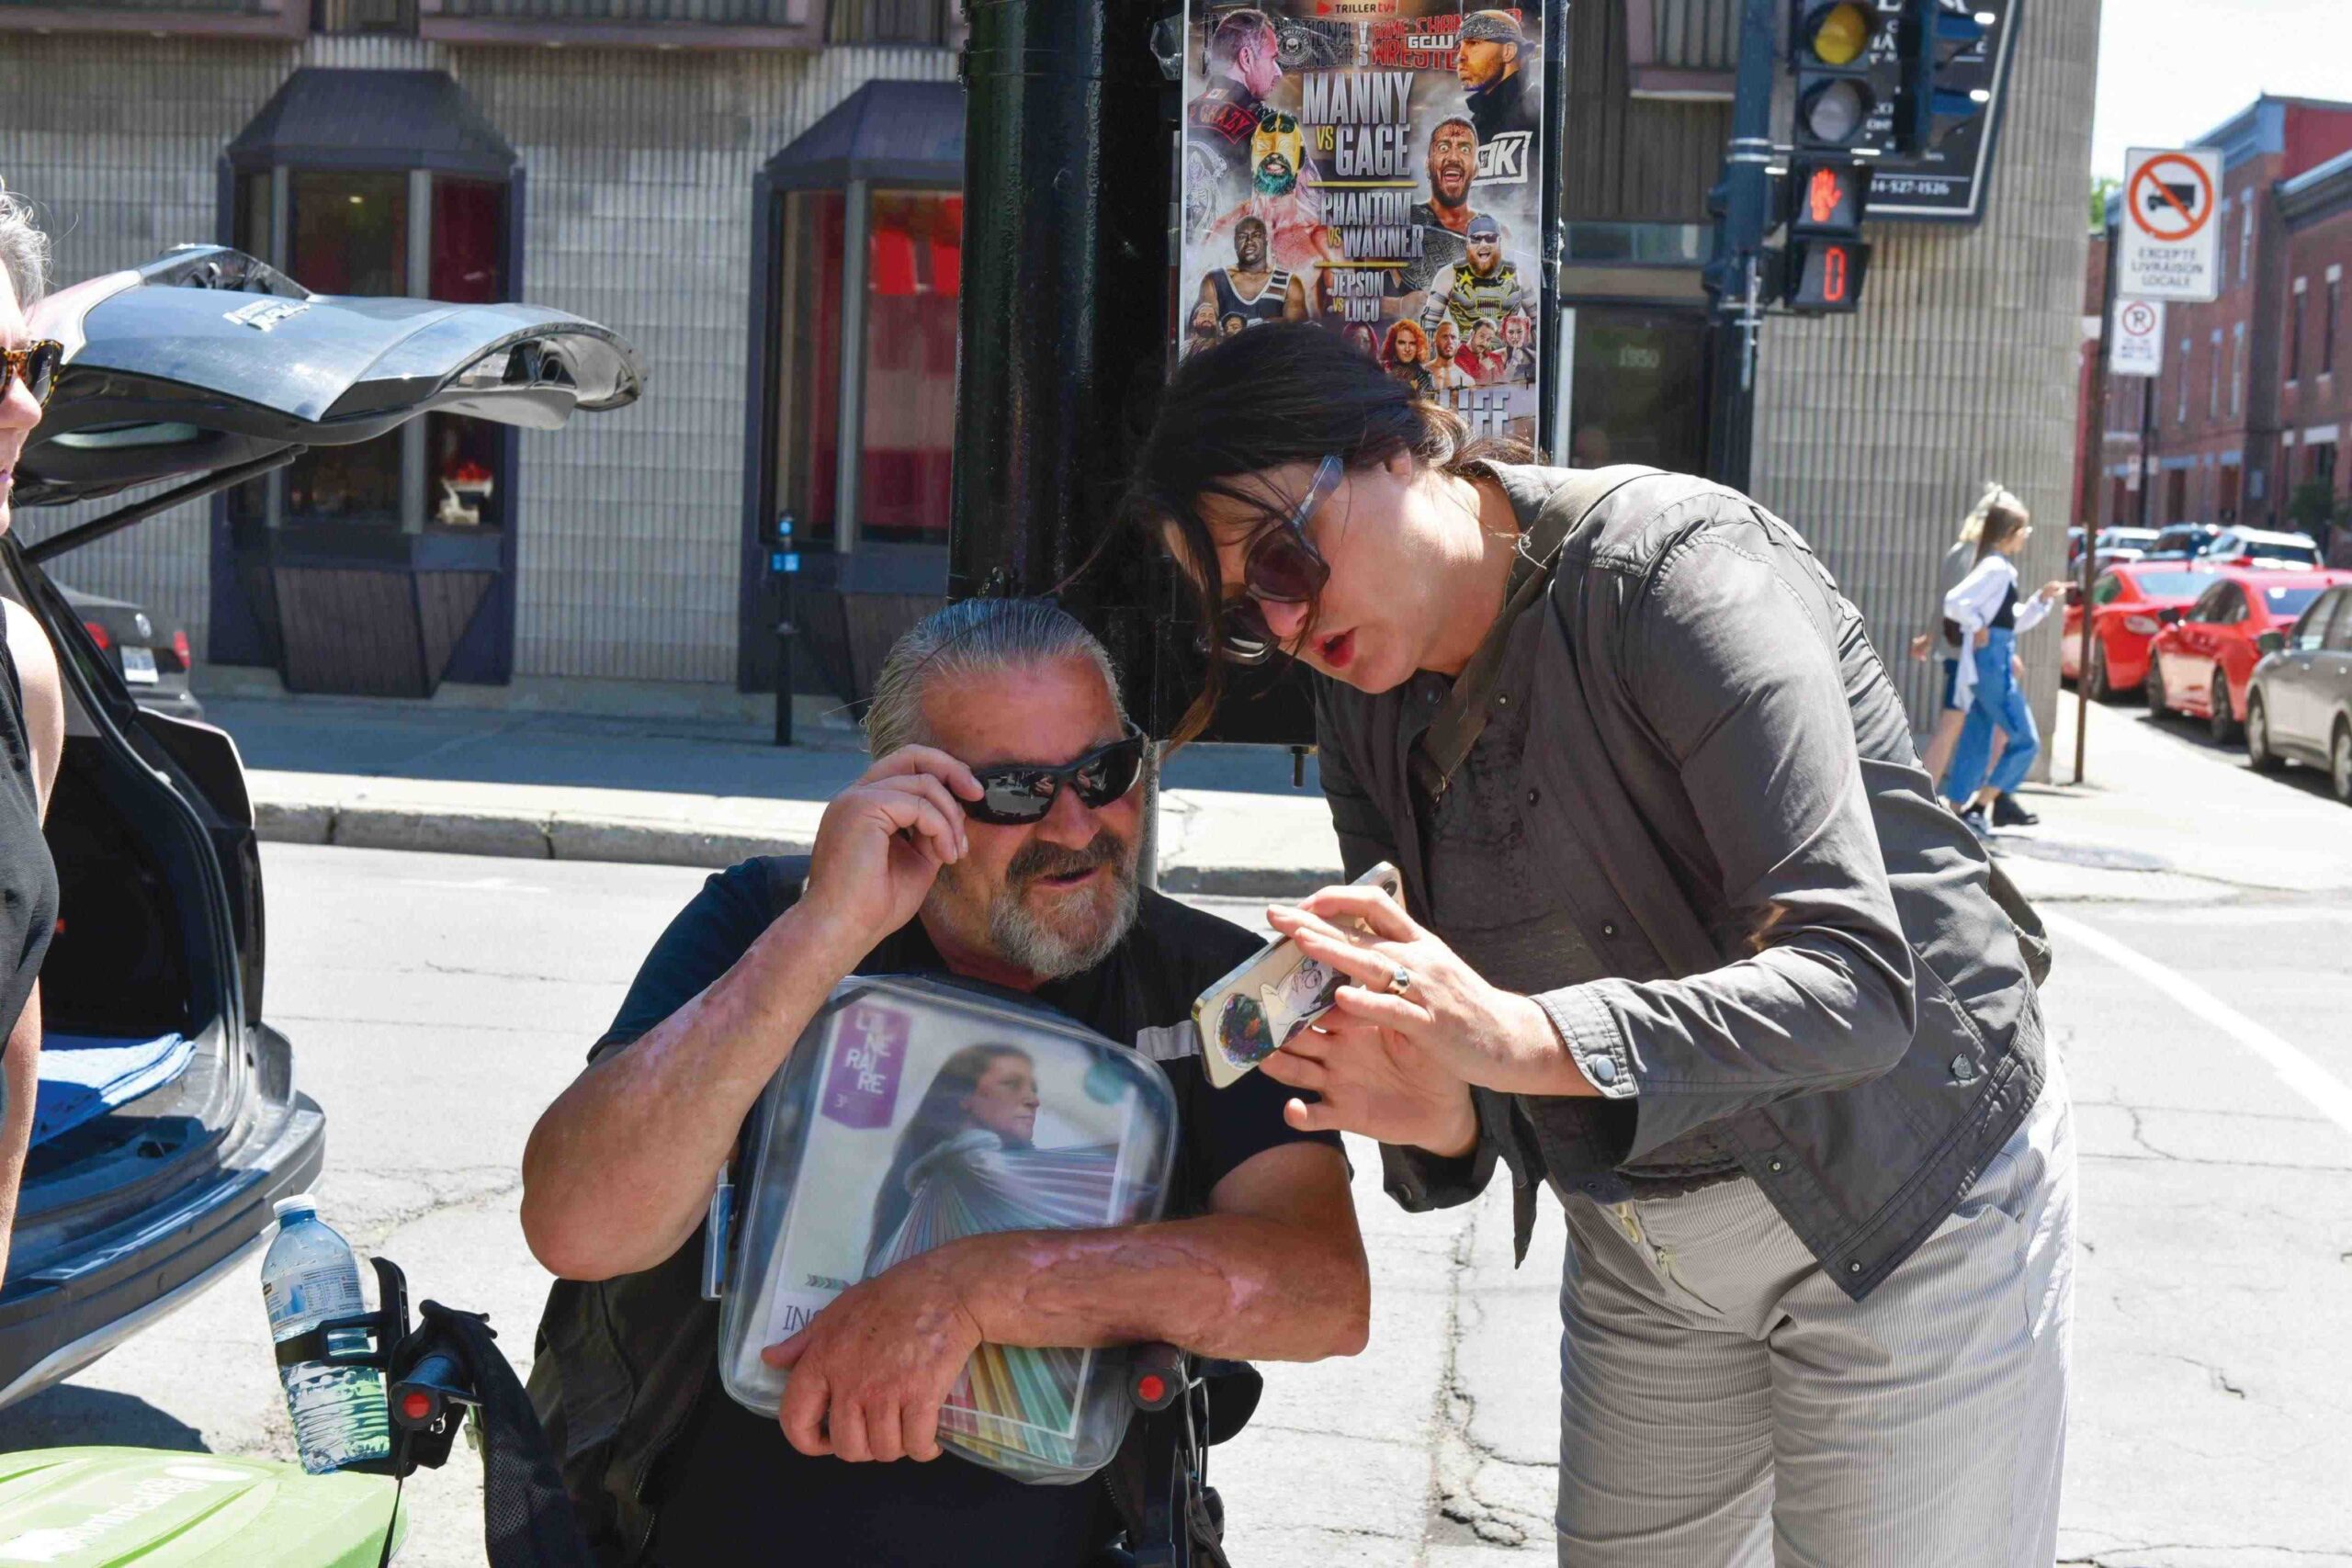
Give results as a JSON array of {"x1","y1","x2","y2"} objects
[
  {"x1": 2088, "y1": 176, "x2": 2121, "y2": 232},
  {"x1": 2284, "y1": 478, "x2": 2350, "y2": 533}
]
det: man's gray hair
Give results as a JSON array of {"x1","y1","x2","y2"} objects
[
  {"x1": 0, "y1": 186, "x2": 51, "y2": 308},
  {"x1": 865, "y1": 598, "x2": 1126, "y2": 757}
]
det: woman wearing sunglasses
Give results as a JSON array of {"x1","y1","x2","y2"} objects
[
  {"x1": 0, "y1": 188, "x2": 66, "y2": 1289},
  {"x1": 1122, "y1": 322, "x2": 2073, "y2": 1568}
]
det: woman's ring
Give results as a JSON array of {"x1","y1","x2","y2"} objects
[{"x1": 1386, "y1": 964, "x2": 1414, "y2": 997}]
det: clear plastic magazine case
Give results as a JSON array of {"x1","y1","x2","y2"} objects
[{"x1": 716, "y1": 976, "x2": 1181, "y2": 1483}]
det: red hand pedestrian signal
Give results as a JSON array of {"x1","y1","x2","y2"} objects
[{"x1": 1808, "y1": 167, "x2": 1844, "y2": 226}]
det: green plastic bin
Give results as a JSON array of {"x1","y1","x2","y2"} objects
[{"x1": 0, "y1": 1448, "x2": 402, "y2": 1566}]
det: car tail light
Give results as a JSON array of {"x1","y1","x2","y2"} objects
[
  {"x1": 2123, "y1": 615, "x2": 2159, "y2": 635},
  {"x1": 81, "y1": 619, "x2": 112, "y2": 652},
  {"x1": 172, "y1": 629, "x2": 192, "y2": 669}
]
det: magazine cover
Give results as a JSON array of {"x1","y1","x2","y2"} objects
[
  {"x1": 1179, "y1": 0, "x2": 1548, "y2": 446},
  {"x1": 738, "y1": 988, "x2": 1170, "y2": 1472}
]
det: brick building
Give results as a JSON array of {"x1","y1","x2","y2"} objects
[
  {"x1": 2277, "y1": 146, "x2": 2352, "y2": 559},
  {"x1": 2083, "y1": 96, "x2": 2352, "y2": 538}
]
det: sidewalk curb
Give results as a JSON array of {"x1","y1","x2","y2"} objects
[
  {"x1": 256, "y1": 800, "x2": 819, "y2": 871},
  {"x1": 254, "y1": 800, "x2": 1345, "y2": 894}
]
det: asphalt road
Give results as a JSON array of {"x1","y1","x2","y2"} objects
[{"x1": 0, "y1": 696, "x2": 2346, "y2": 1567}]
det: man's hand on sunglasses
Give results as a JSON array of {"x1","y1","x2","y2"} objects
[{"x1": 802, "y1": 747, "x2": 984, "y2": 951}]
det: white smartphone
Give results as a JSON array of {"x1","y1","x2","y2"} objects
[{"x1": 1192, "y1": 862, "x2": 1406, "y2": 1089}]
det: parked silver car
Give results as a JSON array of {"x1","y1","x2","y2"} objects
[{"x1": 2245, "y1": 582, "x2": 2352, "y2": 803}]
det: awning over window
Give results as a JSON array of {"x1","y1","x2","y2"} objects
[
  {"x1": 763, "y1": 80, "x2": 965, "y2": 191},
  {"x1": 227, "y1": 69, "x2": 518, "y2": 179}
]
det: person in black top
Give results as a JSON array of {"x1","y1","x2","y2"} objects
[
  {"x1": 1, "y1": 193, "x2": 64, "y2": 1288},
  {"x1": 522, "y1": 599, "x2": 1365, "y2": 1567},
  {"x1": 1455, "y1": 10, "x2": 1539, "y2": 152}
]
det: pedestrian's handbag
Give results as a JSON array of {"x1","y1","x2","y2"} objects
[{"x1": 711, "y1": 975, "x2": 1181, "y2": 1484}]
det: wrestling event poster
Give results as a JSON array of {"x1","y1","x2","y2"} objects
[{"x1": 1180, "y1": 0, "x2": 1547, "y2": 444}]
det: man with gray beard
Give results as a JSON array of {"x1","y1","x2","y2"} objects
[{"x1": 522, "y1": 598, "x2": 1365, "y2": 1568}]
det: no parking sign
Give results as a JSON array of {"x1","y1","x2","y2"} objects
[
  {"x1": 2118, "y1": 147, "x2": 2222, "y2": 303},
  {"x1": 2111, "y1": 298, "x2": 2164, "y2": 378}
]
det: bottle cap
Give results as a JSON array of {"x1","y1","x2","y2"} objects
[{"x1": 271, "y1": 1194, "x2": 318, "y2": 1221}]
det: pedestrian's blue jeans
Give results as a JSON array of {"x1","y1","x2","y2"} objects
[{"x1": 1944, "y1": 628, "x2": 2038, "y2": 804}]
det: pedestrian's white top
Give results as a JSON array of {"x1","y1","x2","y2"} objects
[{"x1": 1943, "y1": 553, "x2": 2051, "y2": 705}]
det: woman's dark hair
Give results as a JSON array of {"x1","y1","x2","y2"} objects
[
  {"x1": 864, "y1": 1043, "x2": 1033, "y2": 1267},
  {"x1": 1973, "y1": 492, "x2": 2032, "y2": 564},
  {"x1": 1122, "y1": 321, "x2": 1530, "y2": 739}
]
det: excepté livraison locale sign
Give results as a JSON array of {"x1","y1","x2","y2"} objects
[
  {"x1": 1178, "y1": 1, "x2": 1550, "y2": 446},
  {"x1": 2117, "y1": 147, "x2": 2224, "y2": 304}
]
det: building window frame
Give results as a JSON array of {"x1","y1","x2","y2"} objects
[
  {"x1": 2324, "y1": 267, "x2": 2340, "y2": 379},
  {"x1": 2233, "y1": 321, "x2": 2245, "y2": 416},
  {"x1": 2177, "y1": 337, "x2": 2191, "y2": 424},
  {"x1": 2209, "y1": 327, "x2": 2222, "y2": 420},
  {"x1": 2289, "y1": 276, "x2": 2306, "y2": 385}
]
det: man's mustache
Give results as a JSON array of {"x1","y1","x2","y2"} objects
[{"x1": 1008, "y1": 830, "x2": 1129, "y2": 886}]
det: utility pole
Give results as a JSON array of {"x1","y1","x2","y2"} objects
[
  {"x1": 1702, "y1": 0, "x2": 1778, "y2": 493},
  {"x1": 953, "y1": 0, "x2": 1169, "y2": 699},
  {"x1": 2075, "y1": 216, "x2": 2121, "y2": 784}
]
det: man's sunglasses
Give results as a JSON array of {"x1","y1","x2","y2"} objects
[
  {"x1": 966, "y1": 726, "x2": 1149, "y2": 826},
  {"x1": 1207, "y1": 454, "x2": 1341, "y2": 666},
  {"x1": 2, "y1": 341, "x2": 64, "y2": 408}
]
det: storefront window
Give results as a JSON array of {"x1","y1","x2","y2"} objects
[
  {"x1": 771, "y1": 190, "x2": 847, "y2": 548},
  {"x1": 1565, "y1": 307, "x2": 1710, "y2": 475},
  {"x1": 859, "y1": 191, "x2": 960, "y2": 545},
  {"x1": 226, "y1": 166, "x2": 510, "y2": 533}
]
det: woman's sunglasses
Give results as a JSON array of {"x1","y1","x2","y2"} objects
[
  {"x1": 1, "y1": 340, "x2": 64, "y2": 408},
  {"x1": 966, "y1": 726, "x2": 1149, "y2": 826},
  {"x1": 1208, "y1": 454, "x2": 1342, "y2": 666}
]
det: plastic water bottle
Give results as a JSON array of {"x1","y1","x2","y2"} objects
[{"x1": 261, "y1": 1194, "x2": 391, "y2": 1474}]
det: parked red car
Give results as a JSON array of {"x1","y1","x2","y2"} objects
[
  {"x1": 2144, "y1": 568, "x2": 2352, "y2": 740},
  {"x1": 2060, "y1": 561, "x2": 2216, "y2": 700}
]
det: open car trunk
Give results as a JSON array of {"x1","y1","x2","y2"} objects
[{"x1": 0, "y1": 247, "x2": 643, "y2": 1404}]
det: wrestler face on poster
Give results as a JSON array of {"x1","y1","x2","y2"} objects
[
  {"x1": 1456, "y1": 13, "x2": 1521, "y2": 92},
  {"x1": 1253, "y1": 113, "x2": 1304, "y2": 196},
  {"x1": 1426, "y1": 119, "x2": 1477, "y2": 214},
  {"x1": 1465, "y1": 225, "x2": 1502, "y2": 278},
  {"x1": 1503, "y1": 311, "x2": 1529, "y2": 349},
  {"x1": 1215, "y1": 9, "x2": 1283, "y2": 101},
  {"x1": 1473, "y1": 319, "x2": 1500, "y2": 356},
  {"x1": 1234, "y1": 217, "x2": 1269, "y2": 271},
  {"x1": 1431, "y1": 319, "x2": 1460, "y2": 359}
]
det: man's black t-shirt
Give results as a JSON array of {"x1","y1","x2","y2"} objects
[{"x1": 583, "y1": 859, "x2": 1333, "y2": 1568}]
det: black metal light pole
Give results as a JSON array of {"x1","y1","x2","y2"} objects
[
  {"x1": 953, "y1": 0, "x2": 1169, "y2": 695},
  {"x1": 1702, "y1": 0, "x2": 1780, "y2": 493}
]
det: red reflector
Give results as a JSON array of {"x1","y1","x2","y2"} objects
[
  {"x1": 173, "y1": 629, "x2": 192, "y2": 667},
  {"x1": 401, "y1": 1392, "x2": 434, "y2": 1422},
  {"x1": 82, "y1": 620, "x2": 111, "y2": 652},
  {"x1": 1136, "y1": 1374, "x2": 1167, "y2": 1404}
]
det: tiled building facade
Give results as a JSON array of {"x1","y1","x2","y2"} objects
[
  {"x1": 2084, "y1": 97, "x2": 2352, "y2": 545},
  {"x1": 7, "y1": 0, "x2": 2098, "y2": 748}
]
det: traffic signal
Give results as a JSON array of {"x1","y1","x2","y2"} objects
[
  {"x1": 1779, "y1": 145, "x2": 1871, "y2": 311},
  {"x1": 1789, "y1": 0, "x2": 1898, "y2": 153},
  {"x1": 1897, "y1": 0, "x2": 1995, "y2": 154},
  {"x1": 1782, "y1": 236, "x2": 1871, "y2": 311}
]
